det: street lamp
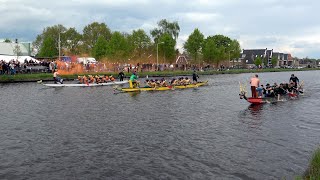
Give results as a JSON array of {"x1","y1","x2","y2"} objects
[
  {"x1": 58, "y1": 32, "x2": 61, "y2": 61},
  {"x1": 157, "y1": 42, "x2": 164, "y2": 71}
]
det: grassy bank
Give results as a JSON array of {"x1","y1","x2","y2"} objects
[
  {"x1": 0, "y1": 68, "x2": 319, "y2": 83},
  {"x1": 303, "y1": 148, "x2": 320, "y2": 179}
]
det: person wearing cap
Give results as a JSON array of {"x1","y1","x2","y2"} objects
[
  {"x1": 250, "y1": 74, "x2": 260, "y2": 98},
  {"x1": 289, "y1": 74, "x2": 299, "y2": 88},
  {"x1": 129, "y1": 71, "x2": 139, "y2": 88}
]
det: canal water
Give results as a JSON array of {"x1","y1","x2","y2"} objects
[{"x1": 0, "y1": 71, "x2": 319, "y2": 179}]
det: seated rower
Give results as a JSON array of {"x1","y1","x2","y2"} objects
[
  {"x1": 110, "y1": 75, "x2": 115, "y2": 81},
  {"x1": 185, "y1": 77, "x2": 191, "y2": 85},
  {"x1": 181, "y1": 77, "x2": 187, "y2": 85},
  {"x1": 105, "y1": 75, "x2": 110, "y2": 81},
  {"x1": 274, "y1": 83, "x2": 287, "y2": 101},
  {"x1": 170, "y1": 78, "x2": 177, "y2": 86},
  {"x1": 83, "y1": 75, "x2": 88, "y2": 84},
  {"x1": 88, "y1": 75, "x2": 95, "y2": 83},
  {"x1": 144, "y1": 79, "x2": 151, "y2": 88},
  {"x1": 95, "y1": 75, "x2": 101, "y2": 83},
  {"x1": 78, "y1": 75, "x2": 83, "y2": 84},
  {"x1": 160, "y1": 78, "x2": 168, "y2": 87},
  {"x1": 149, "y1": 79, "x2": 156, "y2": 88}
]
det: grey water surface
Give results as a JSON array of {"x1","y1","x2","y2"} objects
[{"x1": 0, "y1": 70, "x2": 319, "y2": 179}]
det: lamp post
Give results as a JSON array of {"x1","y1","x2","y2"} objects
[
  {"x1": 156, "y1": 42, "x2": 164, "y2": 71},
  {"x1": 58, "y1": 32, "x2": 61, "y2": 61}
]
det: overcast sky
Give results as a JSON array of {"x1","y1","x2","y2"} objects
[{"x1": 1, "y1": 0, "x2": 319, "y2": 58}]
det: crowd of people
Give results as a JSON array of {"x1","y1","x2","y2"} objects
[
  {"x1": 0, "y1": 59, "x2": 56, "y2": 75},
  {"x1": 250, "y1": 74, "x2": 302, "y2": 101}
]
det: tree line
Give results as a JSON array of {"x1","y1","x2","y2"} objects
[{"x1": 30, "y1": 19, "x2": 241, "y2": 66}]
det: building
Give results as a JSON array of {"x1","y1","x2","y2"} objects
[
  {"x1": 241, "y1": 48, "x2": 269, "y2": 67},
  {"x1": 241, "y1": 48, "x2": 294, "y2": 68}
]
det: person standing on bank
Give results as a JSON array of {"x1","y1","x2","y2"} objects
[
  {"x1": 250, "y1": 74, "x2": 260, "y2": 98},
  {"x1": 192, "y1": 70, "x2": 200, "y2": 83},
  {"x1": 118, "y1": 70, "x2": 125, "y2": 81}
]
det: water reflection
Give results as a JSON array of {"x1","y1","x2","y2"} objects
[
  {"x1": 247, "y1": 104, "x2": 264, "y2": 116},
  {"x1": 239, "y1": 104, "x2": 264, "y2": 128}
]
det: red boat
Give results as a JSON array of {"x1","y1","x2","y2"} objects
[{"x1": 239, "y1": 91, "x2": 302, "y2": 104}]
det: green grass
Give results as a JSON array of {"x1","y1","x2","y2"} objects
[
  {"x1": 304, "y1": 148, "x2": 320, "y2": 179},
  {"x1": 0, "y1": 68, "x2": 319, "y2": 83}
]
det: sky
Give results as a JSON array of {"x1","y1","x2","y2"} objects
[{"x1": 1, "y1": 0, "x2": 320, "y2": 58}]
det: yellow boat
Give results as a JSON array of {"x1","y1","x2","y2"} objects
[{"x1": 117, "y1": 81, "x2": 208, "y2": 92}]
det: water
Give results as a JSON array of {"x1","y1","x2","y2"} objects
[{"x1": 0, "y1": 71, "x2": 319, "y2": 179}]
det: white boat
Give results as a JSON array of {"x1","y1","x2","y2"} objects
[{"x1": 43, "y1": 80, "x2": 128, "y2": 87}]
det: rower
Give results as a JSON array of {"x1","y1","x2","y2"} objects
[
  {"x1": 185, "y1": 77, "x2": 191, "y2": 85},
  {"x1": 129, "y1": 71, "x2": 139, "y2": 88},
  {"x1": 289, "y1": 74, "x2": 299, "y2": 88},
  {"x1": 110, "y1": 75, "x2": 115, "y2": 81},
  {"x1": 53, "y1": 70, "x2": 63, "y2": 84}
]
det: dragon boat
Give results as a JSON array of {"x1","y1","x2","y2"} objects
[
  {"x1": 115, "y1": 80, "x2": 208, "y2": 92},
  {"x1": 239, "y1": 81, "x2": 304, "y2": 104},
  {"x1": 42, "y1": 80, "x2": 129, "y2": 87}
]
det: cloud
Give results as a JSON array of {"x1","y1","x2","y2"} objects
[{"x1": 1, "y1": 0, "x2": 320, "y2": 58}]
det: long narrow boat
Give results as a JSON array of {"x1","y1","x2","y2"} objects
[
  {"x1": 43, "y1": 80, "x2": 128, "y2": 87},
  {"x1": 118, "y1": 81, "x2": 208, "y2": 92},
  {"x1": 238, "y1": 81, "x2": 303, "y2": 104}
]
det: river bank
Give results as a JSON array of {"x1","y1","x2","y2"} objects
[
  {"x1": 0, "y1": 68, "x2": 319, "y2": 83},
  {"x1": 304, "y1": 148, "x2": 320, "y2": 179}
]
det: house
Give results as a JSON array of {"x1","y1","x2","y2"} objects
[{"x1": 241, "y1": 48, "x2": 269, "y2": 67}]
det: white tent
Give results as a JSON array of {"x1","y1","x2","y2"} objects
[{"x1": 0, "y1": 55, "x2": 39, "y2": 63}]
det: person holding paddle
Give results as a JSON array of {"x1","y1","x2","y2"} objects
[
  {"x1": 53, "y1": 69, "x2": 63, "y2": 84},
  {"x1": 129, "y1": 71, "x2": 139, "y2": 88}
]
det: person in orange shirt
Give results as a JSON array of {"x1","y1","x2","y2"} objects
[{"x1": 250, "y1": 74, "x2": 260, "y2": 98}]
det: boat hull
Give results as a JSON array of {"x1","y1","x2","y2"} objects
[
  {"x1": 120, "y1": 81, "x2": 208, "y2": 92},
  {"x1": 43, "y1": 80, "x2": 128, "y2": 87}
]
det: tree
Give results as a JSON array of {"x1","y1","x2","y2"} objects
[
  {"x1": 131, "y1": 29, "x2": 151, "y2": 58},
  {"x1": 150, "y1": 19, "x2": 180, "y2": 43},
  {"x1": 82, "y1": 22, "x2": 111, "y2": 53},
  {"x1": 33, "y1": 24, "x2": 67, "y2": 56},
  {"x1": 209, "y1": 34, "x2": 232, "y2": 48},
  {"x1": 254, "y1": 56, "x2": 262, "y2": 67},
  {"x1": 13, "y1": 44, "x2": 22, "y2": 60},
  {"x1": 3, "y1": 38, "x2": 11, "y2": 43},
  {"x1": 183, "y1": 28, "x2": 204, "y2": 66},
  {"x1": 271, "y1": 56, "x2": 278, "y2": 67},
  {"x1": 203, "y1": 38, "x2": 216, "y2": 63},
  {"x1": 63, "y1": 28, "x2": 82, "y2": 55},
  {"x1": 158, "y1": 33, "x2": 176, "y2": 64},
  {"x1": 38, "y1": 36, "x2": 58, "y2": 57},
  {"x1": 228, "y1": 39, "x2": 241, "y2": 67},
  {"x1": 92, "y1": 36, "x2": 108, "y2": 60},
  {"x1": 107, "y1": 31, "x2": 131, "y2": 61}
]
